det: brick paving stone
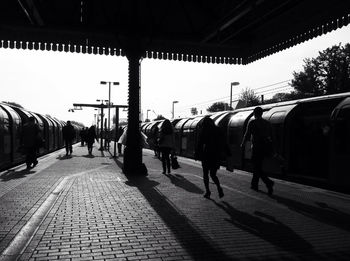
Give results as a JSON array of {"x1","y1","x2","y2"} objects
[{"x1": 1, "y1": 144, "x2": 350, "y2": 260}]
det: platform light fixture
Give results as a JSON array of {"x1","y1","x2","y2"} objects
[
  {"x1": 172, "y1": 101, "x2": 179, "y2": 119},
  {"x1": 100, "y1": 81, "x2": 119, "y2": 149},
  {"x1": 230, "y1": 82, "x2": 240, "y2": 110}
]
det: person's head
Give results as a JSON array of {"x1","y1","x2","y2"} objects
[
  {"x1": 253, "y1": 107, "x2": 263, "y2": 119},
  {"x1": 201, "y1": 116, "x2": 215, "y2": 133},
  {"x1": 28, "y1": 116, "x2": 35, "y2": 124},
  {"x1": 67, "y1": 120, "x2": 71, "y2": 125},
  {"x1": 161, "y1": 119, "x2": 173, "y2": 134}
]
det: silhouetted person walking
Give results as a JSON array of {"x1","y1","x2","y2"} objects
[
  {"x1": 86, "y1": 125, "x2": 98, "y2": 155},
  {"x1": 158, "y1": 119, "x2": 175, "y2": 174},
  {"x1": 62, "y1": 121, "x2": 75, "y2": 156},
  {"x1": 195, "y1": 116, "x2": 224, "y2": 199},
  {"x1": 21, "y1": 116, "x2": 40, "y2": 169},
  {"x1": 241, "y1": 107, "x2": 275, "y2": 195},
  {"x1": 79, "y1": 127, "x2": 87, "y2": 146}
]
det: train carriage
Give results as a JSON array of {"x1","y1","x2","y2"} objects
[{"x1": 143, "y1": 92, "x2": 350, "y2": 192}]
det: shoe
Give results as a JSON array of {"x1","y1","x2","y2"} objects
[
  {"x1": 33, "y1": 160, "x2": 38, "y2": 168},
  {"x1": 218, "y1": 187, "x2": 224, "y2": 198},
  {"x1": 250, "y1": 186, "x2": 259, "y2": 191},
  {"x1": 267, "y1": 181, "x2": 274, "y2": 196},
  {"x1": 203, "y1": 192, "x2": 211, "y2": 199}
]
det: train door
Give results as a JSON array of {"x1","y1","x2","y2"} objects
[
  {"x1": 181, "y1": 118, "x2": 196, "y2": 158},
  {"x1": 329, "y1": 97, "x2": 350, "y2": 190},
  {"x1": 227, "y1": 110, "x2": 253, "y2": 170},
  {"x1": 0, "y1": 106, "x2": 11, "y2": 169},
  {"x1": 262, "y1": 104, "x2": 297, "y2": 175},
  {"x1": 0, "y1": 104, "x2": 23, "y2": 164},
  {"x1": 288, "y1": 98, "x2": 343, "y2": 180},
  {"x1": 174, "y1": 118, "x2": 190, "y2": 156},
  {"x1": 214, "y1": 112, "x2": 235, "y2": 167},
  {"x1": 29, "y1": 112, "x2": 45, "y2": 155}
]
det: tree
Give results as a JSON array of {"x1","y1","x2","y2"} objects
[
  {"x1": 291, "y1": 43, "x2": 350, "y2": 96},
  {"x1": 269, "y1": 91, "x2": 311, "y2": 103},
  {"x1": 190, "y1": 107, "x2": 198, "y2": 115},
  {"x1": 154, "y1": 114, "x2": 166, "y2": 120},
  {"x1": 239, "y1": 88, "x2": 260, "y2": 107},
  {"x1": 207, "y1": 102, "x2": 230, "y2": 112}
]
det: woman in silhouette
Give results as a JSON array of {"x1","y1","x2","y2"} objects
[
  {"x1": 158, "y1": 119, "x2": 175, "y2": 174},
  {"x1": 196, "y1": 116, "x2": 224, "y2": 199}
]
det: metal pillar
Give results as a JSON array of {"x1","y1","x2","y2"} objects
[
  {"x1": 99, "y1": 107, "x2": 104, "y2": 151},
  {"x1": 114, "y1": 107, "x2": 119, "y2": 157},
  {"x1": 123, "y1": 52, "x2": 147, "y2": 175}
]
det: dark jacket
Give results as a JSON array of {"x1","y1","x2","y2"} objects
[
  {"x1": 196, "y1": 125, "x2": 225, "y2": 169},
  {"x1": 62, "y1": 124, "x2": 75, "y2": 141},
  {"x1": 86, "y1": 127, "x2": 97, "y2": 144},
  {"x1": 21, "y1": 122, "x2": 40, "y2": 148},
  {"x1": 242, "y1": 118, "x2": 273, "y2": 157}
]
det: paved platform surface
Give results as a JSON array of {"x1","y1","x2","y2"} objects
[{"x1": 0, "y1": 143, "x2": 350, "y2": 260}]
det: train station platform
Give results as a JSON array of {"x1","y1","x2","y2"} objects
[{"x1": 1, "y1": 143, "x2": 350, "y2": 261}]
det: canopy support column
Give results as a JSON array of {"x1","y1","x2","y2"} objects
[{"x1": 123, "y1": 51, "x2": 147, "y2": 176}]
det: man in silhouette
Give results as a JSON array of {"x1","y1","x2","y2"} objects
[
  {"x1": 21, "y1": 116, "x2": 40, "y2": 169},
  {"x1": 62, "y1": 121, "x2": 75, "y2": 156},
  {"x1": 241, "y1": 107, "x2": 275, "y2": 195}
]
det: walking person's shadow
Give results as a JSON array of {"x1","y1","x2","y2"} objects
[{"x1": 215, "y1": 201, "x2": 315, "y2": 255}]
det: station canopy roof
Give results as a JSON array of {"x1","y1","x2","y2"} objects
[{"x1": 1, "y1": 0, "x2": 350, "y2": 64}]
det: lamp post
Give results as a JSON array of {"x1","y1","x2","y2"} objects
[
  {"x1": 146, "y1": 109, "x2": 151, "y2": 121},
  {"x1": 96, "y1": 99, "x2": 108, "y2": 150},
  {"x1": 230, "y1": 82, "x2": 240, "y2": 110},
  {"x1": 100, "y1": 81, "x2": 119, "y2": 149},
  {"x1": 172, "y1": 101, "x2": 178, "y2": 119}
]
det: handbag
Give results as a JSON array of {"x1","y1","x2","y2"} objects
[{"x1": 171, "y1": 155, "x2": 180, "y2": 169}]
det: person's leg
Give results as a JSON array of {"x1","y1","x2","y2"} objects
[
  {"x1": 65, "y1": 140, "x2": 69, "y2": 155},
  {"x1": 259, "y1": 158, "x2": 274, "y2": 195},
  {"x1": 202, "y1": 163, "x2": 211, "y2": 198},
  {"x1": 209, "y1": 168, "x2": 224, "y2": 198},
  {"x1": 25, "y1": 148, "x2": 32, "y2": 169},
  {"x1": 160, "y1": 148, "x2": 166, "y2": 174},
  {"x1": 164, "y1": 148, "x2": 171, "y2": 173},
  {"x1": 69, "y1": 140, "x2": 73, "y2": 154},
  {"x1": 32, "y1": 147, "x2": 38, "y2": 167},
  {"x1": 251, "y1": 152, "x2": 263, "y2": 190}
]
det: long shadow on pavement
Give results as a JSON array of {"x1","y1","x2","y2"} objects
[
  {"x1": 125, "y1": 174, "x2": 232, "y2": 260},
  {"x1": 164, "y1": 173, "x2": 204, "y2": 194},
  {"x1": 273, "y1": 195, "x2": 350, "y2": 232},
  {"x1": 215, "y1": 201, "x2": 315, "y2": 256},
  {"x1": 0, "y1": 169, "x2": 35, "y2": 181}
]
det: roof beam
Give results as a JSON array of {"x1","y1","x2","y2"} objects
[
  {"x1": 17, "y1": 0, "x2": 44, "y2": 26},
  {"x1": 201, "y1": 0, "x2": 265, "y2": 44}
]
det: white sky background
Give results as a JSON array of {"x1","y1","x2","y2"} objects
[{"x1": 1, "y1": 25, "x2": 350, "y2": 127}]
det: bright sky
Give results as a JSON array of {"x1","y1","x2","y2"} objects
[{"x1": 1, "y1": 25, "x2": 350, "y2": 127}]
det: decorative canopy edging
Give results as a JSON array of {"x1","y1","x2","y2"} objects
[
  {"x1": 246, "y1": 13, "x2": 350, "y2": 63},
  {"x1": 0, "y1": 12, "x2": 349, "y2": 65}
]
